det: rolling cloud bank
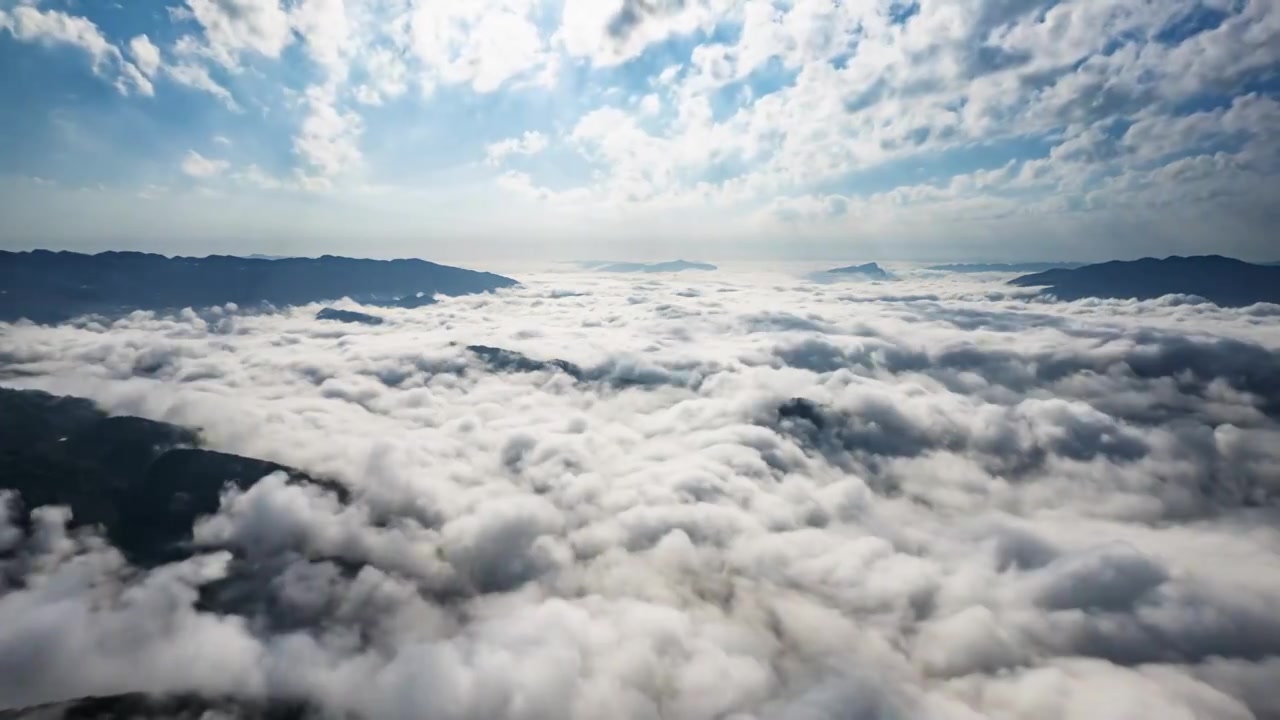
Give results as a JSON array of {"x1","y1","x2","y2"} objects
[{"x1": 2, "y1": 268, "x2": 1280, "y2": 719}]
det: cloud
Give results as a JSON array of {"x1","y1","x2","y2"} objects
[
  {"x1": 181, "y1": 0, "x2": 293, "y2": 69},
  {"x1": 181, "y1": 150, "x2": 230, "y2": 178},
  {"x1": 409, "y1": 1, "x2": 554, "y2": 95},
  {"x1": 289, "y1": 0, "x2": 352, "y2": 78},
  {"x1": 292, "y1": 83, "x2": 364, "y2": 184},
  {"x1": 351, "y1": 46, "x2": 409, "y2": 106},
  {"x1": 558, "y1": 0, "x2": 733, "y2": 66},
  {"x1": 125, "y1": 31, "x2": 239, "y2": 110},
  {"x1": 128, "y1": 34, "x2": 162, "y2": 77},
  {"x1": 491, "y1": 0, "x2": 1279, "y2": 257},
  {"x1": 2, "y1": 271, "x2": 1280, "y2": 717},
  {"x1": 485, "y1": 131, "x2": 550, "y2": 166},
  {"x1": 606, "y1": 0, "x2": 689, "y2": 40},
  {"x1": 4, "y1": 7, "x2": 119, "y2": 70},
  {"x1": 5, "y1": 0, "x2": 1277, "y2": 258},
  {"x1": 165, "y1": 61, "x2": 239, "y2": 110},
  {"x1": 1, "y1": 6, "x2": 152, "y2": 96}
]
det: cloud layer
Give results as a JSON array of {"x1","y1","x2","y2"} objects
[{"x1": 2, "y1": 270, "x2": 1280, "y2": 718}]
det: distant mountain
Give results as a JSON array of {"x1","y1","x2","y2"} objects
[
  {"x1": 0, "y1": 250, "x2": 517, "y2": 324},
  {"x1": 315, "y1": 307, "x2": 384, "y2": 325},
  {"x1": 598, "y1": 260, "x2": 717, "y2": 273},
  {"x1": 1009, "y1": 255, "x2": 1280, "y2": 307},
  {"x1": 928, "y1": 262, "x2": 1086, "y2": 273},
  {"x1": 824, "y1": 262, "x2": 890, "y2": 279}
]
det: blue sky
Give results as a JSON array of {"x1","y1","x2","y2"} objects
[{"x1": 1, "y1": 0, "x2": 1277, "y2": 262}]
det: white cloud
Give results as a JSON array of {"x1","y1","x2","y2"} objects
[
  {"x1": 124, "y1": 31, "x2": 239, "y2": 109},
  {"x1": 485, "y1": 131, "x2": 549, "y2": 166},
  {"x1": 119, "y1": 61, "x2": 156, "y2": 97},
  {"x1": 638, "y1": 93, "x2": 661, "y2": 116},
  {"x1": 169, "y1": 62, "x2": 238, "y2": 110},
  {"x1": 128, "y1": 34, "x2": 162, "y2": 77},
  {"x1": 293, "y1": 83, "x2": 364, "y2": 183},
  {"x1": 233, "y1": 163, "x2": 289, "y2": 190},
  {"x1": 409, "y1": 0, "x2": 554, "y2": 95},
  {"x1": 182, "y1": 0, "x2": 294, "y2": 68},
  {"x1": 1, "y1": 6, "x2": 151, "y2": 96},
  {"x1": 5, "y1": 6, "x2": 118, "y2": 70},
  {"x1": 290, "y1": 0, "x2": 351, "y2": 78},
  {"x1": 556, "y1": 0, "x2": 740, "y2": 66},
  {"x1": 2, "y1": 272, "x2": 1280, "y2": 717},
  {"x1": 467, "y1": 0, "x2": 1278, "y2": 259},
  {"x1": 181, "y1": 150, "x2": 230, "y2": 178},
  {"x1": 352, "y1": 46, "x2": 409, "y2": 106}
]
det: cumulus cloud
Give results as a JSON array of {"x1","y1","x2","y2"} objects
[
  {"x1": 181, "y1": 0, "x2": 293, "y2": 69},
  {"x1": 485, "y1": 131, "x2": 550, "y2": 166},
  {"x1": 1, "y1": 270, "x2": 1280, "y2": 717},
  {"x1": 6, "y1": 0, "x2": 1276, "y2": 255},
  {"x1": 165, "y1": 61, "x2": 239, "y2": 110},
  {"x1": 1, "y1": 5, "x2": 152, "y2": 96},
  {"x1": 127, "y1": 34, "x2": 163, "y2": 78},
  {"x1": 409, "y1": 0, "x2": 554, "y2": 95},
  {"x1": 292, "y1": 83, "x2": 364, "y2": 185},
  {"x1": 180, "y1": 150, "x2": 230, "y2": 178}
]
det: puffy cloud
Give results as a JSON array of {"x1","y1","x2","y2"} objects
[
  {"x1": 557, "y1": 0, "x2": 737, "y2": 66},
  {"x1": 126, "y1": 31, "x2": 239, "y2": 110},
  {"x1": 4, "y1": 6, "x2": 120, "y2": 71},
  {"x1": 485, "y1": 131, "x2": 550, "y2": 166},
  {"x1": 0, "y1": 501, "x2": 260, "y2": 709},
  {"x1": 290, "y1": 0, "x2": 352, "y2": 78},
  {"x1": 479, "y1": 0, "x2": 1278, "y2": 257},
  {"x1": 408, "y1": 0, "x2": 554, "y2": 95},
  {"x1": 351, "y1": 46, "x2": 409, "y2": 106},
  {"x1": 1, "y1": 6, "x2": 152, "y2": 96},
  {"x1": 165, "y1": 61, "x2": 239, "y2": 110},
  {"x1": 6, "y1": 0, "x2": 1276, "y2": 255},
  {"x1": 293, "y1": 83, "x2": 364, "y2": 184},
  {"x1": 181, "y1": 150, "x2": 230, "y2": 178},
  {"x1": 181, "y1": 0, "x2": 294, "y2": 69},
  {"x1": 127, "y1": 34, "x2": 163, "y2": 77},
  {"x1": 2, "y1": 271, "x2": 1280, "y2": 717}
]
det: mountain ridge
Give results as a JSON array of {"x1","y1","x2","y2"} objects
[
  {"x1": 929, "y1": 262, "x2": 1086, "y2": 273},
  {"x1": 1009, "y1": 255, "x2": 1280, "y2": 306},
  {"x1": 597, "y1": 260, "x2": 717, "y2": 273},
  {"x1": 0, "y1": 250, "x2": 517, "y2": 324}
]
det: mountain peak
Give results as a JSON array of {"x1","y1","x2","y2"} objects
[{"x1": 825, "y1": 262, "x2": 890, "y2": 279}]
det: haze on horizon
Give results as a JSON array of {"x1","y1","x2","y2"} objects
[{"x1": 1, "y1": 0, "x2": 1278, "y2": 262}]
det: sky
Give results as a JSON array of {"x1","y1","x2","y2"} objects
[{"x1": 0, "y1": 0, "x2": 1278, "y2": 262}]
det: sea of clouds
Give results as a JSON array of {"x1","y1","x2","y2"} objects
[{"x1": 2, "y1": 267, "x2": 1279, "y2": 719}]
